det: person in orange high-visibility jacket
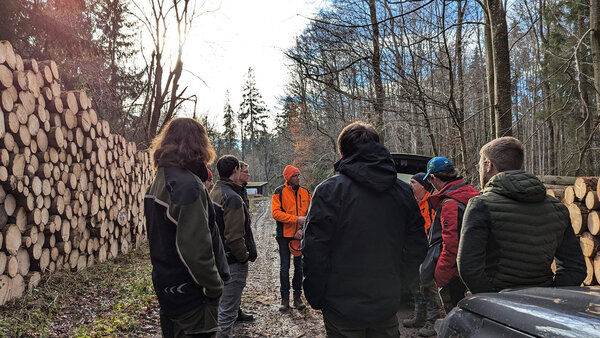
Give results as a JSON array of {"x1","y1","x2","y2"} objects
[
  {"x1": 271, "y1": 165, "x2": 311, "y2": 312},
  {"x1": 411, "y1": 173, "x2": 435, "y2": 235}
]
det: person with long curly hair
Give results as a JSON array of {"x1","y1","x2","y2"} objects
[{"x1": 145, "y1": 118, "x2": 229, "y2": 338}]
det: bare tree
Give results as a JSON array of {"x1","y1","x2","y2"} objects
[
  {"x1": 368, "y1": 0, "x2": 386, "y2": 141},
  {"x1": 592, "y1": 0, "x2": 600, "y2": 119},
  {"x1": 133, "y1": 0, "x2": 200, "y2": 144},
  {"x1": 485, "y1": 0, "x2": 513, "y2": 137}
]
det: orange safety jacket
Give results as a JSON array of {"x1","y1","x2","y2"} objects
[
  {"x1": 272, "y1": 182, "x2": 311, "y2": 238},
  {"x1": 418, "y1": 191, "x2": 434, "y2": 235}
]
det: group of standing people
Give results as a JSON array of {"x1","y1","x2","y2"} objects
[
  {"x1": 144, "y1": 117, "x2": 587, "y2": 338},
  {"x1": 399, "y1": 137, "x2": 588, "y2": 336}
]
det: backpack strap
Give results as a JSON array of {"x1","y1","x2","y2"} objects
[{"x1": 440, "y1": 197, "x2": 466, "y2": 238}]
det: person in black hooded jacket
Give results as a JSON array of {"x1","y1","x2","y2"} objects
[
  {"x1": 302, "y1": 121, "x2": 428, "y2": 337},
  {"x1": 145, "y1": 118, "x2": 229, "y2": 338}
]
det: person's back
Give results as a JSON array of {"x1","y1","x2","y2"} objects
[
  {"x1": 144, "y1": 118, "x2": 224, "y2": 337},
  {"x1": 458, "y1": 137, "x2": 586, "y2": 294},
  {"x1": 303, "y1": 122, "x2": 427, "y2": 336},
  {"x1": 460, "y1": 170, "x2": 585, "y2": 292}
]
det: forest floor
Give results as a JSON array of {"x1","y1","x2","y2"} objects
[{"x1": 0, "y1": 199, "x2": 421, "y2": 337}]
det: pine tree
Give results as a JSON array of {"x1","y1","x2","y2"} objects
[
  {"x1": 198, "y1": 115, "x2": 220, "y2": 150},
  {"x1": 222, "y1": 90, "x2": 238, "y2": 154},
  {"x1": 239, "y1": 67, "x2": 269, "y2": 159},
  {"x1": 94, "y1": 0, "x2": 143, "y2": 136}
]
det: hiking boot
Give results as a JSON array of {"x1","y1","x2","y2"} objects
[
  {"x1": 279, "y1": 297, "x2": 290, "y2": 312},
  {"x1": 402, "y1": 316, "x2": 425, "y2": 328},
  {"x1": 417, "y1": 321, "x2": 437, "y2": 337},
  {"x1": 236, "y1": 308, "x2": 254, "y2": 322},
  {"x1": 293, "y1": 294, "x2": 306, "y2": 310}
]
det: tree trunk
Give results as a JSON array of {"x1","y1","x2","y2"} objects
[
  {"x1": 483, "y1": 1, "x2": 496, "y2": 137},
  {"x1": 368, "y1": 0, "x2": 385, "y2": 142},
  {"x1": 591, "y1": 0, "x2": 600, "y2": 119},
  {"x1": 487, "y1": 0, "x2": 513, "y2": 137}
]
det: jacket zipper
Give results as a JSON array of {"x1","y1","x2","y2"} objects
[
  {"x1": 295, "y1": 188, "x2": 299, "y2": 216},
  {"x1": 294, "y1": 186, "x2": 300, "y2": 233}
]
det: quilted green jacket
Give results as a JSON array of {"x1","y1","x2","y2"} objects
[{"x1": 457, "y1": 170, "x2": 586, "y2": 293}]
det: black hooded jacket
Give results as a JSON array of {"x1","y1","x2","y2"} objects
[{"x1": 302, "y1": 141, "x2": 428, "y2": 323}]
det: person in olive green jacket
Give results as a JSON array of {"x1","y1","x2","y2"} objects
[
  {"x1": 457, "y1": 137, "x2": 586, "y2": 294},
  {"x1": 210, "y1": 155, "x2": 257, "y2": 338}
]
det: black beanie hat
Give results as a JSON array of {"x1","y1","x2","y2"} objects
[{"x1": 412, "y1": 172, "x2": 433, "y2": 192}]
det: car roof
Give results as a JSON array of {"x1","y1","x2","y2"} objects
[
  {"x1": 459, "y1": 286, "x2": 600, "y2": 337},
  {"x1": 390, "y1": 153, "x2": 431, "y2": 175}
]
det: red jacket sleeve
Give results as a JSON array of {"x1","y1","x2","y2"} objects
[{"x1": 435, "y1": 200, "x2": 460, "y2": 287}]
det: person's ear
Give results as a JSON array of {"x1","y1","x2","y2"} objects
[{"x1": 486, "y1": 160, "x2": 494, "y2": 173}]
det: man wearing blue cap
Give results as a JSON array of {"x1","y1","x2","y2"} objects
[{"x1": 418, "y1": 157, "x2": 478, "y2": 336}]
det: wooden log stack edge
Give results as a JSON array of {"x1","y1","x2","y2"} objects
[
  {"x1": 0, "y1": 41, "x2": 153, "y2": 305},
  {"x1": 539, "y1": 175, "x2": 600, "y2": 287}
]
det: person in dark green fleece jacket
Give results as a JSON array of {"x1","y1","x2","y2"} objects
[{"x1": 458, "y1": 137, "x2": 586, "y2": 294}]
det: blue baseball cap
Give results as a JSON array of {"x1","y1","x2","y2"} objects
[{"x1": 423, "y1": 156, "x2": 454, "y2": 180}]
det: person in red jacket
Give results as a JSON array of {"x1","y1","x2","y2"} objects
[
  {"x1": 418, "y1": 157, "x2": 479, "y2": 337},
  {"x1": 271, "y1": 165, "x2": 311, "y2": 311}
]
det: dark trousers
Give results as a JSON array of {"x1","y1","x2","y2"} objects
[
  {"x1": 159, "y1": 302, "x2": 219, "y2": 338},
  {"x1": 440, "y1": 277, "x2": 467, "y2": 308},
  {"x1": 409, "y1": 276, "x2": 446, "y2": 323},
  {"x1": 322, "y1": 307, "x2": 399, "y2": 338},
  {"x1": 276, "y1": 237, "x2": 303, "y2": 299}
]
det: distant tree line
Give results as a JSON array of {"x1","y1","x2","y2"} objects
[
  {"x1": 277, "y1": 0, "x2": 600, "y2": 187},
  {"x1": 4, "y1": 0, "x2": 600, "y2": 191}
]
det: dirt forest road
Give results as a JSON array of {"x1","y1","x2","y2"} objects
[
  {"x1": 234, "y1": 199, "x2": 325, "y2": 337},
  {"x1": 235, "y1": 199, "x2": 420, "y2": 337}
]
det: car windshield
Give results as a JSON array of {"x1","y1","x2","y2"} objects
[{"x1": 397, "y1": 173, "x2": 412, "y2": 183}]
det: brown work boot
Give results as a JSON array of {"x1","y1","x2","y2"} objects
[
  {"x1": 279, "y1": 297, "x2": 290, "y2": 312},
  {"x1": 236, "y1": 308, "x2": 254, "y2": 322},
  {"x1": 418, "y1": 321, "x2": 437, "y2": 337},
  {"x1": 293, "y1": 294, "x2": 306, "y2": 310}
]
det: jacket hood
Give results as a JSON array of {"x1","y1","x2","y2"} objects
[
  {"x1": 483, "y1": 170, "x2": 546, "y2": 203},
  {"x1": 334, "y1": 141, "x2": 397, "y2": 192},
  {"x1": 428, "y1": 178, "x2": 479, "y2": 209}
]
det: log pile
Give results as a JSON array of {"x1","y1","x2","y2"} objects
[
  {"x1": 0, "y1": 41, "x2": 152, "y2": 305},
  {"x1": 540, "y1": 175, "x2": 600, "y2": 286}
]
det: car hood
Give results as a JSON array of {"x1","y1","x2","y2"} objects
[{"x1": 459, "y1": 286, "x2": 600, "y2": 337}]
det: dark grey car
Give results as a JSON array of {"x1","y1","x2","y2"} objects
[{"x1": 436, "y1": 286, "x2": 600, "y2": 337}]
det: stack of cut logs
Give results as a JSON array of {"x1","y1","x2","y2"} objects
[
  {"x1": 542, "y1": 175, "x2": 600, "y2": 286},
  {"x1": 0, "y1": 41, "x2": 152, "y2": 305}
]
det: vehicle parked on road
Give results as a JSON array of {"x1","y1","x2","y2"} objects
[
  {"x1": 391, "y1": 153, "x2": 431, "y2": 182},
  {"x1": 436, "y1": 286, "x2": 600, "y2": 337}
]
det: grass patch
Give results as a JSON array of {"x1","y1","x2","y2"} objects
[{"x1": 0, "y1": 243, "x2": 157, "y2": 337}]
